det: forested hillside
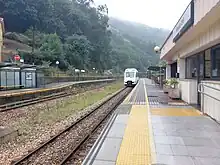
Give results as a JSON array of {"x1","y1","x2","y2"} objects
[{"x1": 0, "y1": 0, "x2": 168, "y2": 73}]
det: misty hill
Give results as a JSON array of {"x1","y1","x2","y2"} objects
[
  {"x1": 109, "y1": 18, "x2": 169, "y2": 45},
  {"x1": 109, "y1": 18, "x2": 169, "y2": 71}
]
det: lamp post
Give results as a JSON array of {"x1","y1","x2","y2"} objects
[
  {"x1": 56, "y1": 61, "x2": 59, "y2": 83},
  {"x1": 154, "y1": 46, "x2": 163, "y2": 88}
]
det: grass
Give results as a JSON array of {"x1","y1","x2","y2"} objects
[{"x1": 16, "y1": 81, "x2": 124, "y2": 134}]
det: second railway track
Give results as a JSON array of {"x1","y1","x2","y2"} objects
[{"x1": 12, "y1": 87, "x2": 131, "y2": 165}]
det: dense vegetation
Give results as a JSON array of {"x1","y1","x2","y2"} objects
[{"x1": 0, "y1": 0, "x2": 168, "y2": 73}]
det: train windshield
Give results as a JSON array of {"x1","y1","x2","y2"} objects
[{"x1": 125, "y1": 72, "x2": 135, "y2": 78}]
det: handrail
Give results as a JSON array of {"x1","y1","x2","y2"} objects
[
  {"x1": 198, "y1": 83, "x2": 220, "y2": 102},
  {"x1": 198, "y1": 83, "x2": 220, "y2": 113}
]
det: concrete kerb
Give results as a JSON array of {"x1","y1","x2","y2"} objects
[{"x1": 82, "y1": 114, "x2": 117, "y2": 165}]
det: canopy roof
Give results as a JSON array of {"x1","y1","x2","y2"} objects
[{"x1": 148, "y1": 66, "x2": 166, "y2": 72}]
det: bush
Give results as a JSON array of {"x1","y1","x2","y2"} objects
[{"x1": 169, "y1": 78, "x2": 179, "y2": 88}]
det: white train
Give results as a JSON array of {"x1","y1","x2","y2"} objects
[{"x1": 124, "y1": 68, "x2": 139, "y2": 87}]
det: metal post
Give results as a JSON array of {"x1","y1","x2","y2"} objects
[
  {"x1": 6, "y1": 71, "x2": 7, "y2": 90},
  {"x1": 159, "y1": 67, "x2": 162, "y2": 88},
  {"x1": 56, "y1": 61, "x2": 60, "y2": 84},
  {"x1": 57, "y1": 68, "x2": 59, "y2": 84},
  {"x1": 0, "y1": 70, "x2": 1, "y2": 88}
]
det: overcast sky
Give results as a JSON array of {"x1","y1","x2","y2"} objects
[{"x1": 95, "y1": 0, "x2": 191, "y2": 30}]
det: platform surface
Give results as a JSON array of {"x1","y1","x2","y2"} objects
[
  {"x1": 0, "y1": 79, "x2": 113, "y2": 97},
  {"x1": 84, "y1": 78, "x2": 220, "y2": 165}
]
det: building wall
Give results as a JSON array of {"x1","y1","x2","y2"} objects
[{"x1": 194, "y1": 0, "x2": 219, "y2": 25}]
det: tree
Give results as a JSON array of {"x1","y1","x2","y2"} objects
[
  {"x1": 39, "y1": 33, "x2": 64, "y2": 66},
  {"x1": 64, "y1": 34, "x2": 92, "y2": 69}
]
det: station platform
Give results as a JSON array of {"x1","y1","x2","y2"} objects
[
  {"x1": 0, "y1": 79, "x2": 115, "y2": 106},
  {"x1": 0, "y1": 79, "x2": 114, "y2": 97},
  {"x1": 83, "y1": 78, "x2": 220, "y2": 165}
]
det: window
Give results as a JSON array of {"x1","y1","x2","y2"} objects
[
  {"x1": 185, "y1": 44, "x2": 220, "y2": 80},
  {"x1": 198, "y1": 53, "x2": 204, "y2": 78},
  {"x1": 212, "y1": 47, "x2": 220, "y2": 78},
  {"x1": 126, "y1": 72, "x2": 135, "y2": 78},
  {"x1": 186, "y1": 55, "x2": 198, "y2": 78}
]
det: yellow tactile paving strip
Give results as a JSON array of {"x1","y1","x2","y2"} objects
[
  {"x1": 116, "y1": 105, "x2": 151, "y2": 165},
  {"x1": 151, "y1": 108, "x2": 201, "y2": 116},
  {"x1": 117, "y1": 79, "x2": 156, "y2": 165}
]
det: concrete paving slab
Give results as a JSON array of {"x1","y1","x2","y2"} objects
[
  {"x1": 96, "y1": 137, "x2": 122, "y2": 162},
  {"x1": 171, "y1": 145, "x2": 188, "y2": 156},
  {"x1": 114, "y1": 115, "x2": 129, "y2": 124},
  {"x1": 106, "y1": 123, "x2": 126, "y2": 138},
  {"x1": 154, "y1": 155, "x2": 195, "y2": 165},
  {"x1": 92, "y1": 160, "x2": 115, "y2": 165},
  {"x1": 165, "y1": 130, "x2": 183, "y2": 136},
  {"x1": 185, "y1": 130, "x2": 213, "y2": 138},
  {"x1": 187, "y1": 146, "x2": 220, "y2": 158},
  {"x1": 211, "y1": 137, "x2": 220, "y2": 148},
  {"x1": 155, "y1": 144, "x2": 173, "y2": 155},
  {"x1": 154, "y1": 136, "x2": 184, "y2": 145},
  {"x1": 210, "y1": 132, "x2": 220, "y2": 138},
  {"x1": 153, "y1": 129, "x2": 166, "y2": 136},
  {"x1": 193, "y1": 157, "x2": 220, "y2": 165},
  {"x1": 182, "y1": 137, "x2": 217, "y2": 147}
]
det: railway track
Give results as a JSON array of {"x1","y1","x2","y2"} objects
[{"x1": 12, "y1": 87, "x2": 131, "y2": 165}]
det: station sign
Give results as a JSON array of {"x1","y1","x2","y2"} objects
[{"x1": 173, "y1": 1, "x2": 194, "y2": 42}]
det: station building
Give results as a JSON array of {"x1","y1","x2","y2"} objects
[{"x1": 160, "y1": 0, "x2": 220, "y2": 121}]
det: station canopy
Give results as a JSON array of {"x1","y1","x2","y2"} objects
[
  {"x1": 0, "y1": 62, "x2": 38, "y2": 70},
  {"x1": 147, "y1": 66, "x2": 166, "y2": 72}
]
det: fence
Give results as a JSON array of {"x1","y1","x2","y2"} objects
[{"x1": 37, "y1": 75, "x2": 123, "y2": 88}]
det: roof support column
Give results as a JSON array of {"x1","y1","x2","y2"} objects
[
  {"x1": 179, "y1": 58, "x2": 186, "y2": 79},
  {"x1": 166, "y1": 65, "x2": 171, "y2": 79}
]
